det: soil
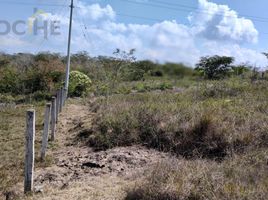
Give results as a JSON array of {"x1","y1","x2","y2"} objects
[{"x1": 30, "y1": 100, "x2": 172, "y2": 200}]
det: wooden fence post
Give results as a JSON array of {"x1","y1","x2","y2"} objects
[
  {"x1": 51, "y1": 97, "x2": 56, "y2": 141},
  {"x1": 40, "y1": 103, "x2": 51, "y2": 161},
  {"x1": 56, "y1": 90, "x2": 60, "y2": 122},
  {"x1": 24, "y1": 109, "x2": 35, "y2": 194},
  {"x1": 59, "y1": 88, "x2": 63, "y2": 113}
]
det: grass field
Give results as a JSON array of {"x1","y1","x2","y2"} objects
[
  {"x1": 0, "y1": 102, "x2": 52, "y2": 196},
  {"x1": 0, "y1": 77, "x2": 268, "y2": 199},
  {"x1": 86, "y1": 77, "x2": 268, "y2": 199}
]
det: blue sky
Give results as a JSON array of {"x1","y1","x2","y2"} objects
[{"x1": 0, "y1": 0, "x2": 268, "y2": 67}]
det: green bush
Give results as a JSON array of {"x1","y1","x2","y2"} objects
[
  {"x1": 31, "y1": 91, "x2": 52, "y2": 101},
  {"x1": 122, "y1": 67, "x2": 145, "y2": 81},
  {"x1": 69, "y1": 71, "x2": 92, "y2": 97},
  {"x1": 135, "y1": 83, "x2": 147, "y2": 92},
  {"x1": 0, "y1": 68, "x2": 21, "y2": 94},
  {"x1": 157, "y1": 82, "x2": 173, "y2": 90},
  {"x1": 21, "y1": 69, "x2": 48, "y2": 94}
]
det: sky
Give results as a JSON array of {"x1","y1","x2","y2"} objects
[{"x1": 0, "y1": 0, "x2": 268, "y2": 68}]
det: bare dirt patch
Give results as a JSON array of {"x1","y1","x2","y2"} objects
[{"x1": 32, "y1": 100, "x2": 172, "y2": 200}]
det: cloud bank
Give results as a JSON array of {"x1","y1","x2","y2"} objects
[{"x1": 0, "y1": 0, "x2": 267, "y2": 68}]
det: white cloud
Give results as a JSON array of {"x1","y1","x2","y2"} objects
[
  {"x1": 1, "y1": 0, "x2": 267, "y2": 68},
  {"x1": 190, "y1": 0, "x2": 258, "y2": 44},
  {"x1": 201, "y1": 41, "x2": 267, "y2": 67},
  {"x1": 76, "y1": 2, "x2": 115, "y2": 21},
  {"x1": 70, "y1": 19, "x2": 199, "y2": 65},
  {"x1": 0, "y1": 34, "x2": 28, "y2": 46}
]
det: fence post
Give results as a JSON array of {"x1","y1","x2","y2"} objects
[
  {"x1": 61, "y1": 88, "x2": 65, "y2": 107},
  {"x1": 24, "y1": 109, "x2": 35, "y2": 194},
  {"x1": 59, "y1": 88, "x2": 63, "y2": 113},
  {"x1": 56, "y1": 90, "x2": 60, "y2": 122},
  {"x1": 40, "y1": 103, "x2": 51, "y2": 161},
  {"x1": 51, "y1": 97, "x2": 56, "y2": 141}
]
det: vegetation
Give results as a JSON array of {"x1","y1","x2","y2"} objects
[
  {"x1": 88, "y1": 78, "x2": 268, "y2": 156},
  {"x1": 126, "y1": 150, "x2": 268, "y2": 200},
  {"x1": 0, "y1": 103, "x2": 51, "y2": 195},
  {"x1": 68, "y1": 71, "x2": 92, "y2": 97},
  {"x1": 1, "y1": 52, "x2": 265, "y2": 102},
  {"x1": 1, "y1": 51, "x2": 268, "y2": 199},
  {"x1": 195, "y1": 55, "x2": 234, "y2": 79},
  {"x1": 85, "y1": 77, "x2": 268, "y2": 199}
]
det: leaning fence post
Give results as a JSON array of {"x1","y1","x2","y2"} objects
[
  {"x1": 24, "y1": 109, "x2": 35, "y2": 194},
  {"x1": 59, "y1": 88, "x2": 63, "y2": 113},
  {"x1": 40, "y1": 103, "x2": 51, "y2": 161},
  {"x1": 51, "y1": 97, "x2": 56, "y2": 141}
]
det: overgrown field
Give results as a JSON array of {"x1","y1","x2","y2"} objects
[
  {"x1": 84, "y1": 78, "x2": 268, "y2": 199},
  {"x1": 1, "y1": 52, "x2": 268, "y2": 199}
]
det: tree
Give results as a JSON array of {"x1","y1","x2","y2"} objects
[{"x1": 195, "y1": 55, "x2": 234, "y2": 79}]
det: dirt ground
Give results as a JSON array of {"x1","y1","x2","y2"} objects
[{"x1": 25, "y1": 100, "x2": 172, "y2": 200}]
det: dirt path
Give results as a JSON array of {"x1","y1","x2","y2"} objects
[{"x1": 31, "y1": 100, "x2": 171, "y2": 200}]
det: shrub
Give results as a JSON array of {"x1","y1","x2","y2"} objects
[
  {"x1": 68, "y1": 71, "x2": 92, "y2": 97},
  {"x1": 162, "y1": 63, "x2": 194, "y2": 78},
  {"x1": 157, "y1": 82, "x2": 173, "y2": 90},
  {"x1": 0, "y1": 68, "x2": 21, "y2": 94},
  {"x1": 135, "y1": 83, "x2": 147, "y2": 92},
  {"x1": 150, "y1": 70, "x2": 163, "y2": 77},
  {"x1": 195, "y1": 55, "x2": 234, "y2": 79},
  {"x1": 122, "y1": 66, "x2": 145, "y2": 81},
  {"x1": 31, "y1": 91, "x2": 52, "y2": 101},
  {"x1": 22, "y1": 69, "x2": 48, "y2": 94}
]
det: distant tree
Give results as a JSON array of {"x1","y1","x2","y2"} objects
[
  {"x1": 135, "y1": 60, "x2": 156, "y2": 74},
  {"x1": 71, "y1": 51, "x2": 91, "y2": 65},
  {"x1": 195, "y1": 55, "x2": 234, "y2": 79},
  {"x1": 232, "y1": 64, "x2": 250, "y2": 76},
  {"x1": 111, "y1": 48, "x2": 137, "y2": 82}
]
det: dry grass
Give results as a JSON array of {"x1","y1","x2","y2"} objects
[
  {"x1": 0, "y1": 102, "x2": 49, "y2": 198},
  {"x1": 1, "y1": 78, "x2": 268, "y2": 199},
  {"x1": 82, "y1": 78, "x2": 268, "y2": 199},
  {"x1": 87, "y1": 78, "x2": 268, "y2": 160},
  {"x1": 125, "y1": 149, "x2": 268, "y2": 200}
]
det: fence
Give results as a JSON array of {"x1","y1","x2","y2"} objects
[{"x1": 24, "y1": 88, "x2": 66, "y2": 194}]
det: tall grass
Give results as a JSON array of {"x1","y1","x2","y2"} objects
[
  {"x1": 87, "y1": 78, "x2": 268, "y2": 160},
  {"x1": 125, "y1": 150, "x2": 268, "y2": 200}
]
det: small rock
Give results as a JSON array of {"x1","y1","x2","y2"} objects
[{"x1": 34, "y1": 185, "x2": 44, "y2": 193}]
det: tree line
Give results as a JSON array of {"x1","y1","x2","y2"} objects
[{"x1": 0, "y1": 50, "x2": 267, "y2": 102}]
